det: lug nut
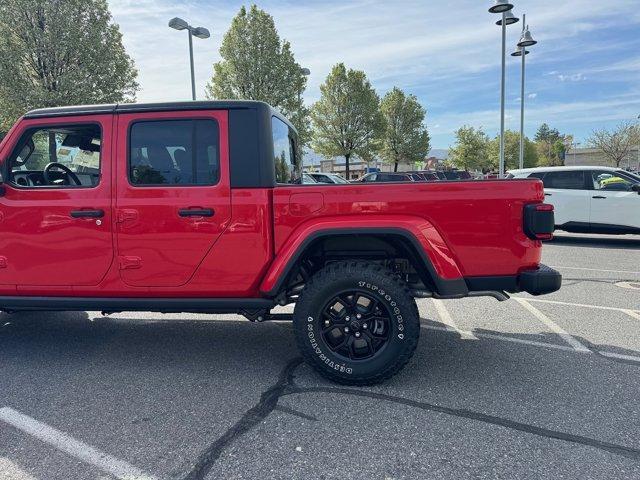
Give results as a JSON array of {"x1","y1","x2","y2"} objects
[
  {"x1": 345, "y1": 316, "x2": 350, "y2": 322},
  {"x1": 363, "y1": 323, "x2": 368, "y2": 329},
  {"x1": 356, "y1": 314, "x2": 362, "y2": 319},
  {"x1": 344, "y1": 327, "x2": 349, "y2": 333},
  {"x1": 325, "y1": 320, "x2": 330, "y2": 326},
  {"x1": 355, "y1": 332, "x2": 361, "y2": 338}
]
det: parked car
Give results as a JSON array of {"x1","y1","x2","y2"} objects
[
  {"x1": 509, "y1": 166, "x2": 640, "y2": 235},
  {"x1": 307, "y1": 172, "x2": 349, "y2": 184},
  {"x1": 440, "y1": 170, "x2": 472, "y2": 181},
  {"x1": 408, "y1": 171, "x2": 440, "y2": 181},
  {"x1": 0, "y1": 100, "x2": 560, "y2": 385},
  {"x1": 357, "y1": 172, "x2": 414, "y2": 182},
  {"x1": 302, "y1": 173, "x2": 318, "y2": 184}
]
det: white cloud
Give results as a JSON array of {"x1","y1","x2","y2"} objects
[
  {"x1": 109, "y1": 0, "x2": 640, "y2": 102},
  {"x1": 107, "y1": 0, "x2": 640, "y2": 146},
  {"x1": 558, "y1": 73, "x2": 586, "y2": 82}
]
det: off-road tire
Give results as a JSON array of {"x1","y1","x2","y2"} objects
[{"x1": 293, "y1": 261, "x2": 420, "y2": 385}]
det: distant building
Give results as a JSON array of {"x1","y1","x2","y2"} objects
[{"x1": 566, "y1": 147, "x2": 640, "y2": 170}]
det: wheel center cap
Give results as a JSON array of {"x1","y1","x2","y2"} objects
[{"x1": 350, "y1": 321, "x2": 361, "y2": 332}]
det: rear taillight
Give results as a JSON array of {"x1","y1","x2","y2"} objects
[{"x1": 524, "y1": 203, "x2": 555, "y2": 240}]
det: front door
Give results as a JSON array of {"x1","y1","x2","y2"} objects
[
  {"x1": 0, "y1": 116, "x2": 114, "y2": 287},
  {"x1": 589, "y1": 170, "x2": 640, "y2": 230},
  {"x1": 115, "y1": 110, "x2": 231, "y2": 287}
]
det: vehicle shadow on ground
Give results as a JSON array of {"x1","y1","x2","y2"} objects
[
  {"x1": 2, "y1": 312, "x2": 639, "y2": 480},
  {"x1": 545, "y1": 234, "x2": 640, "y2": 250}
]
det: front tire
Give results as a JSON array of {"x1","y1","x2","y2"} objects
[{"x1": 293, "y1": 261, "x2": 420, "y2": 385}]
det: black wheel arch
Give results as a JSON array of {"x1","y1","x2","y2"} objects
[{"x1": 262, "y1": 228, "x2": 468, "y2": 299}]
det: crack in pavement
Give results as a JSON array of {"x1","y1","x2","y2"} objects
[
  {"x1": 181, "y1": 357, "x2": 640, "y2": 479},
  {"x1": 180, "y1": 358, "x2": 303, "y2": 480}
]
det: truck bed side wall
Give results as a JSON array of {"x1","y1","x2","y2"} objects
[{"x1": 270, "y1": 180, "x2": 544, "y2": 283}]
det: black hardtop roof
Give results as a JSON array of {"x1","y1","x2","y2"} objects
[{"x1": 23, "y1": 100, "x2": 293, "y2": 129}]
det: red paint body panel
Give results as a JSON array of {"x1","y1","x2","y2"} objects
[
  {"x1": 0, "y1": 108, "x2": 545, "y2": 300},
  {"x1": 268, "y1": 181, "x2": 543, "y2": 282},
  {"x1": 0, "y1": 115, "x2": 115, "y2": 288},
  {"x1": 114, "y1": 110, "x2": 232, "y2": 287}
]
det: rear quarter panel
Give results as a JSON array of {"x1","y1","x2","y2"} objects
[{"x1": 272, "y1": 179, "x2": 544, "y2": 278}]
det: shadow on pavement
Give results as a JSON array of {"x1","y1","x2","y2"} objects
[{"x1": 546, "y1": 234, "x2": 640, "y2": 250}]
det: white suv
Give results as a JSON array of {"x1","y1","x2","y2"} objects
[{"x1": 508, "y1": 166, "x2": 640, "y2": 235}]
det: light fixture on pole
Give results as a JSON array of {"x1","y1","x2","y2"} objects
[
  {"x1": 490, "y1": 1, "x2": 518, "y2": 178},
  {"x1": 512, "y1": 14, "x2": 537, "y2": 170},
  {"x1": 169, "y1": 17, "x2": 210, "y2": 101}
]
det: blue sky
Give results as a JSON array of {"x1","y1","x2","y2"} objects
[{"x1": 110, "y1": 0, "x2": 640, "y2": 149}]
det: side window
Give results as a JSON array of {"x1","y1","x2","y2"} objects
[
  {"x1": 315, "y1": 174, "x2": 331, "y2": 183},
  {"x1": 8, "y1": 124, "x2": 101, "y2": 188},
  {"x1": 272, "y1": 117, "x2": 300, "y2": 184},
  {"x1": 591, "y1": 171, "x2": 634, "y2": 191},
  {"x1": 543, "y1": 171, "x2": 585, "y2": 190},
  {"x1": 528, "y1": 172, "x2": 546, "y2": 180},
  {"x1": 129, "y1": 119, "x2": 219, "y2": 186}
]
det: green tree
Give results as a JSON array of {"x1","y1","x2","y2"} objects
[
  {"x1": 379, "y1": 87, "x2": 430, "y2": 172},
  {"x1": 206, "y1": 5, "x2": 309, "y2": 147},
  {"x1": 534, "y1": 123, "x2": 569, "y2": 166},
  {"x1": 0, "y1": 0, "x2": 138, "y2": 133},
  {"x1": 310, "y1": 63, "x2": 383, "y2": 179},
  {"x1": 489, "y1": 130, "x2": 538, "y2": 170},
  {"x1": 448, "y1": 126, "x2": 490, "y2": 171}
]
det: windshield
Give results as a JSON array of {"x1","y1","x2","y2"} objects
[{"x1": 616, "y1": 170, "x2": 640, "y2": 183}]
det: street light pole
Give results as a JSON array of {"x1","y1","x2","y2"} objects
[
  {"x1": 299, "y1": 67, "x2": 310, "y2": 104},
  {"x1": 490, "y1": 1, "x2": 517, "y2": 177},
  {"x1": 636, "y1": 115, "x2": 640, "y2": 172},
  {"x1": 500, "y1": 12, "x2": 507, "y2": 176},
  {"x1": 169, "y1": 17, "x2": 210, "y2": 101},
  {"x1": 188, "y1": 28, "x2": 196, "y2": 101},
  {"x1": 512, "y1": 15, "x2": 536, "y2": 169}
]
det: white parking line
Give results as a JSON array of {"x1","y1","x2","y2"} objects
[
  {"x1": 600, "y1": 351, "x2": 640, "y2": 363},
  {"x1": 431, "y1": 299, "x2": 477, "y2": 339},
  {"x1": 512, "y1": 297, "x2": 640, "y2": 315},
  {"x1": 0, "y1": 457, "x2": 38, "y2": 480},
  {"x1": 513, "y1": 298, "x2": 590, "y2": 352},
  {"x1": 621, "y1": 309, "x2": 640, "y2": 321},
  {"x1": 550, "y1": 265, "x2": 640, "y2": 275},
  {"x1": 0, "y1": 408, "x2": 156, "y2": 480},
  {"x1": 422, "y1": 324, "x2": 640, "y2": 362}
]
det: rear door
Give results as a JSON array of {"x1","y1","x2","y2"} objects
[
  {"x1": 589, "y1": 170, "x2": 640, "y2": 229},
  {"x1": 115, "y1": 110, "x2": 231, "y2": 287},
  {"x1": 539, "y1": 170, "x2": 590, "y2": 226}
]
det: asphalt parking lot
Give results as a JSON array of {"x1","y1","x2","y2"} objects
[{"x1": 1, "y1": 232, "x2": 639, "y2": 480}]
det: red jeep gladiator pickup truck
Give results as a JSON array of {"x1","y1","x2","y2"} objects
[{"x1": 0, "y1": 100, "x2": 561, "y2": 384}]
